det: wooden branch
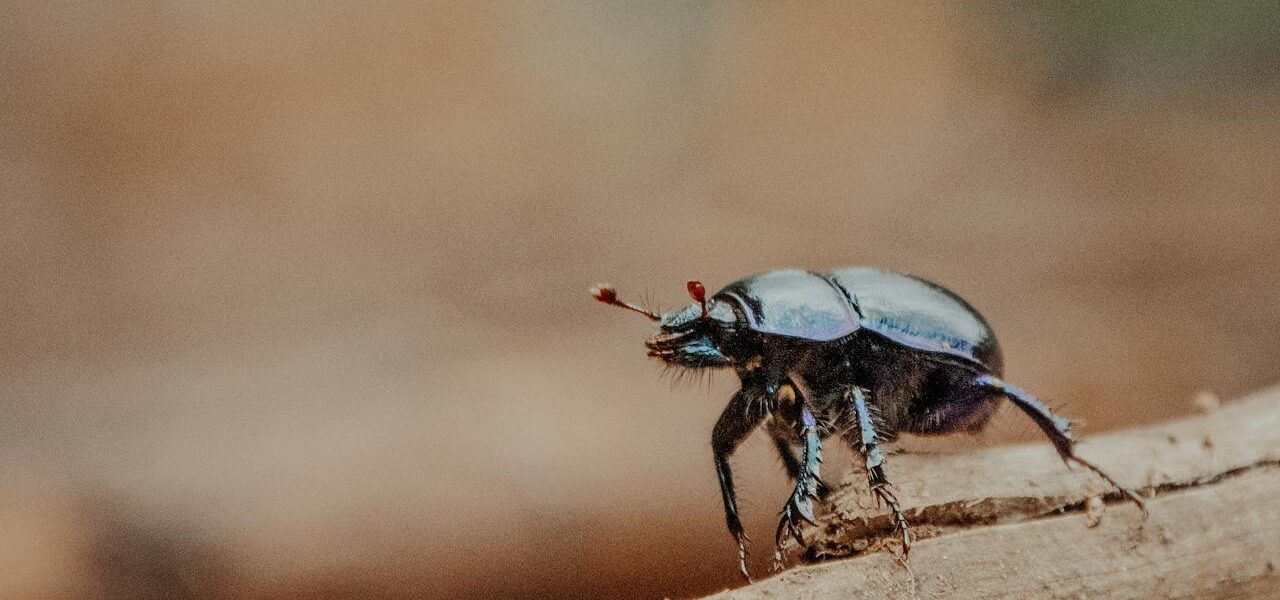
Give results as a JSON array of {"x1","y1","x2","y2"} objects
[{"x1": 702, "y1": 386, "x2": 1280, "y2": 599}]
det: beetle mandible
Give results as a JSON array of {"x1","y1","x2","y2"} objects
[{"x1": 591, "y1": 267, "x2": 1146, "y2": 581}]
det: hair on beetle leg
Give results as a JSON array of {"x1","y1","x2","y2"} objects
[
  {"x1": 833, "y1": 419, "x2": 859, "y2": 439},
  {"x1": 817, "y1": 414, "x2": 844, "y2": 439}
]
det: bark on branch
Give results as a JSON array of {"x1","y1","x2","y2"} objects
[{"x1": 703, "y1": 386, "x2": 1280, "y2": 599}]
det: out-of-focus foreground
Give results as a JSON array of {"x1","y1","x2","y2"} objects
[{"x1": 2, "y1": 3, "x2": 1278, "y2": 599}]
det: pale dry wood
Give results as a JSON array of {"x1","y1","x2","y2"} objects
[{"x1": 702, "y1": 385, "x2": 1280, "y2": 599}]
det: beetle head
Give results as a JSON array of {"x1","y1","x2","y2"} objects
[{"x1": 590, "y1": 280, "x2": 749, "y2": 370}]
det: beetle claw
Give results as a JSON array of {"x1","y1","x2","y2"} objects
[
  {"x1": 871, "y1": 479, "x2": 912, "y2": 563},
  {"x1": 735, "y1": 535, "x2": 752, "y2": 583},
  {"x1": 774, "y1": 493, "x2": 814, "y2": 566},
  {"x1": 1069, "y1": 455, "x2": 1150, "y2": 519}
]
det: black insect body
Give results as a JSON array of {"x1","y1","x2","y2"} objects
[{"x1": 591, "y1": 268, "x2": 1146, "y2": 581}]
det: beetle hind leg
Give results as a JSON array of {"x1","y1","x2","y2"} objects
[
  {"x1": 976, "y1": 375, "x2": 1148, "y2": 517},
  {"x1": 846, "y1": 387, "x2": 912, "y2": 562}
]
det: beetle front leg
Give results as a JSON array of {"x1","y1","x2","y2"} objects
[
  {"x1": 772, "y1": 404, "x2": 822, "y2": 570},
  {"x1": 847, "y1": 387, "x2": 912, "y2": 562},
  {"x1": 713, "y1": 389, "x2": 767, "y2": 582},
  {"x1": 976, "y1": 375, "x2": 1148, "y2": 516}
]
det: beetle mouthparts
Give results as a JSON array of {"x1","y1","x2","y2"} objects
[{"x1": 644, "y1": 331, "x2": 685, "y2": 360}]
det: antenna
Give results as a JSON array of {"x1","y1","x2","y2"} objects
[{"x1": 590, "y1": 284, "x2": 660, "y2": 321}]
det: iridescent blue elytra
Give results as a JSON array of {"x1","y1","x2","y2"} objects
[
  {"x1": 591, "y1": 267, "x2": 1147, "y2": 583},
  {"x1": 719, "y1": 268, "x2": 1001, "y2": 369}
]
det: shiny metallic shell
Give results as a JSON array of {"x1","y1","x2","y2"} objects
[{"x1": 715, "y1": 267, "x2": 1001, "y2": 370}]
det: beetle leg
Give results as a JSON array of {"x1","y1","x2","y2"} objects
[
  {"x1": 713, "y1": 388, "x2": 768, "y2": 582},
  {"x1": 976, "y1": 375, "x2": 1148, "y2": 517},
  {"x1": 772, "y1": 404, "x2": 822, "y2": 571},
  {"x1": 766, "y1": 418, "x2": 831, "y2": 499},
  {"x1": 847, "y1": 387, "x2": 912, "y2": 562}
]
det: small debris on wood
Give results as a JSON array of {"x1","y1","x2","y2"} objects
[
  {"x1": 1192, "y1": 390, "x2": 1220, "y2": 413},
  {"x1": 1084, "y1": 495, "x2": 1105, "y2": 528}
]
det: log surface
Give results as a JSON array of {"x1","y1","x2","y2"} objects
[{"x1": 702, "y1": 386, "x2": 1280, "y2": 599}]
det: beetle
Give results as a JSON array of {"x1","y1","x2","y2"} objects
[{"x1": 591, "y1": 267, "x2": 1146, "y2": 581}]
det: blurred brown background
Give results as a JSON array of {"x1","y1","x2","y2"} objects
[{"x1": 3, "y1": 2, "x2": 1279, "y2": 599}]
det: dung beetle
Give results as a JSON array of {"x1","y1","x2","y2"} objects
[{"x1": 592, "y1": 267, "x2": 1146, "y2": 581}]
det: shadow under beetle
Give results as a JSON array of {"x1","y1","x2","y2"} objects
[{"x1": 592, "y1": 268, "x2": 1147, "y2": 582}]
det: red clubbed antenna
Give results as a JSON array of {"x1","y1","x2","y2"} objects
[
  {"x1": 591, "y1": 284, "x2": 660, "y2": 321},
  {"x1": 687, "y1": 280, "x2": 708, "y2": 319}
]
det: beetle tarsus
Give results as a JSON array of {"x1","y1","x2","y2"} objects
[
  {"x1": 870, "y1": 471, "x2": 912, "y2": 562},
  {"x1": 1069, "y1": 455, "x2": 1150, "y2": 518},
  {"x1": 775, "y1": 499, "x2": 812, "y2": 544},
  {"x1": 735, "y1": 533, "x2": 752, "y2": 583},
  {"x1": 849, "y1": 387, "x2": 912, "y2": 562},
  {"x1": 713, "y1": 390, "x2": 765, "y2": 582},
  {"x1": 979, "y1": 375, "x2": 1148, "y2": 518}
]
